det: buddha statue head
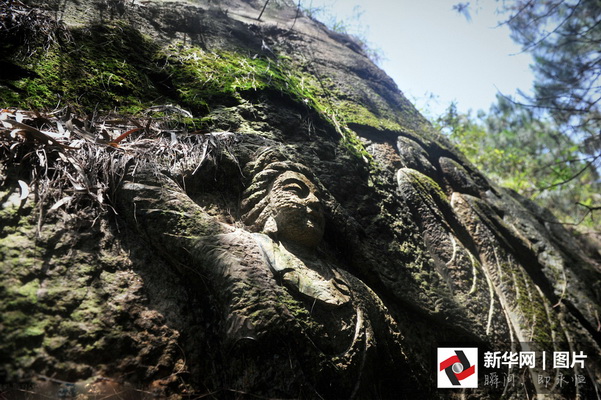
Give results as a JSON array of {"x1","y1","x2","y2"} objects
[{"x1": 241, "y1": 148, "x2": 325, "y2": 249}]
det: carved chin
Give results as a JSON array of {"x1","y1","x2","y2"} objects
[
  {"x1": 268, "y1": 208, "x2": 324, "y2": 247},
  {"x1": 277, "y1": 219, "x2": 324, "y2": 247},
  {"x1": 281, "y1": 225, "x2": 323, "y2": 247}
]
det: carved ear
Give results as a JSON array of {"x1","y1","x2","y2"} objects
[{"x1": 263, "y1": 215, "x2": 278, "y2": 237}]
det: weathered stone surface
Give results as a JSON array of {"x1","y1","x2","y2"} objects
[
  {"x1": 396, "y1": 137, "x2": 438, "y2": 179},
  {"x1": 439, "y1": 156, "x2": 488, "y2": 196},
  {"x1": 1, "y1": 0, "x2": 600, "y2": 398}
]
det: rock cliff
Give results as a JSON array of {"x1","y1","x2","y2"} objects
[{"x1": 1, "y1": 0, "x2": 600, "y2": 398}]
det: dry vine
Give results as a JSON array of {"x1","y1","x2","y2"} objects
[{"x1": 0, "y1": 0, "x2": 72, "y2": 57}]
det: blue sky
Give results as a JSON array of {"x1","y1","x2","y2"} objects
[{"x1": 301, "y1": 0, "x2": 535, "y2": 117}]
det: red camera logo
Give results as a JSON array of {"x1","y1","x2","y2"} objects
[{"x1": 437, "y1": 348, "x2": 478, "y2": 388}]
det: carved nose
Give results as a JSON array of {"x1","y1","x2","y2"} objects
[
  {"x1": 306, "y1": 193, "x2": 323, "y2": 216},
  {"x1": 306, "y1": 191, "x2": 320, "y2": 207}
]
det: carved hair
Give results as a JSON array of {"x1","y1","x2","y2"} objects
[{"x1": 241, "y1": 147, "x2": 318, "y2": 231}]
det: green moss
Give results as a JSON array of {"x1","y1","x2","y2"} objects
[
  {"x1": 157, "y1": 44, "x2": 376, "y2": 164},
  {"x1": 509, "y1": 263, "x2": 556, "y2": 347},
  {"x1": 0, "y1": 232, "x2": 36, "y2": 267},
  {"x1": 401, "y1": 168, "x2": 448, "y2": 205},
  {"x1": 336, "y1": 100, "x2": 403, "y2": 132},
  {"x1": 158, "y1": 45, "x2": 321, "y2": 114},
  {"x1": 1, "y1": 23, "x2": 163, "y2": 113},
  {"x1": 23, "y1": 325, "x2": 45, "y2": 338},
  {"x1": 71, "y1": 296, "x2": 103, "y2": 322},
  {"x1": 277, "y1": 294, "x2": 319, "y2": 331},
  {"x1": 57, "y1": 319, "x2": 91, "y2": 339},
  {"x1": 179, "y1": 116, "x2": 214, "y2": 132},
  {"x1": 3, "y1": 310, "x2": 30, "y2": 326},
  {"x1": 3, "y1": 310, "x2": 48, "y2": 345},
  {"x1": 0, "y1": 189, "x2": 35, "y2": 237},
  {"x1": 43, "y1": 335, "x2": 68, "y2": 352},
  {"x1": 16, "y1": 279, "x2": 40, "y2": 301},
  {"x1": 1, "y1": 21, "x2": 375, "y2": 164}
]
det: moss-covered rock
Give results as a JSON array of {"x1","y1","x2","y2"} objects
[{"x1": 0, "y1": 0, "x2": 599, "y2": 399}]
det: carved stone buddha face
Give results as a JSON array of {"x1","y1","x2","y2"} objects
[{"x1": 266, "y1": 171, "x2": 325, "y2": 249}]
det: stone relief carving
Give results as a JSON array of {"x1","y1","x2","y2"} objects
[
  {"x1": 241, "y1": 150, "x2": 350, "y2": 307},
  {"x1": 2, "y1": 0, "x2": 599, "y2": 396},
  {"x1": 116, "y1": 146, "x2": 416, "y2": 397}
]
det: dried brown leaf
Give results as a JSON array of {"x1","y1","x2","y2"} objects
[{"x1": 17, "y1": 180, "x2": 29, "y2": 200}]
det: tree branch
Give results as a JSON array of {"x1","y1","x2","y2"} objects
[
  {"x1": 541, "y1": 152, "x2": 601, "y2": 191},
  {"x1": 257, "y1": 0, "x2": 270, "y2": 21},
  {"x1": 511, "y1": 0, "x2": 583, "y2": 54}
]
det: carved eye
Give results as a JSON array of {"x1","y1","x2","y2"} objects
[
  {"x1": 282, "y1": 180, "x2": 309, "y2": 197},
  {"x1": 284, "y1": 184, "x2": 304, "y2": 194}
]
